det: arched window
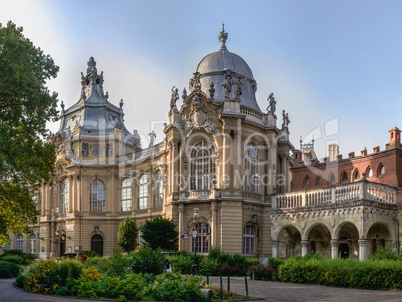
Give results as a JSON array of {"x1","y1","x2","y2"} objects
[
  {"x1": 154, "y1": 171, "x2": 163, "y2": 207},
  {"x1": 29, "y1": 234, "x2": 36, "y2": 253},
  {"x1": 91, "y1": 234, "x2": 103, "y2": 256},
  {"x1": 243, "y1": 225, "x2": 255, "y2": 255},
  {"x1": 90, "y1": 180, "x2": 106, "y2": 212},
  {"x1": 329, "y1": 173, "x2": 336, "y2": 185},
  {"x1": 192, "y1": 223, "x2": 211, "y2": 253},
  {"x1": 138, "y1": 175, "x2": 148, "y2": 210},
  {"x1": 190, "y1": 140, "x2": 216, "y2": 190},
  {"x1": 367, "y1": 167, "x2": 373, "y2": 177},
  {"x1": 16, "y1": 236, "x2": 24, "y2": 250},
  {"x1": 379, "y1": 165, "x2": 385, "y2": 176},
  {"x1": 316, "y1": 175, "x2": 323, "y2": 187},
  {"x1": 353, "y1": 169, "x2": 360, "y2": 181},
  {"x1": 243, "y1": 145, "x2": 259, "y2": 193},
  {"x1": 341, "y1": 171, "x2": 348, "y2": 183},
  {"x1": 59, "y1": 178, "x2": 69, "y2": 214},
  {"x1": 121, "y1": 178, "x2": 132, "y2": 211},
  {"x1": 304, "y1": 176, "x2": 311, "y2": 189}
]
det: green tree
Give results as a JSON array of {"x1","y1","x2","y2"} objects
[
  {"x1": 117, "y1": 217, "x2": 139, "y2": 252},
  {"x1": 141, "y1": 217, "x2": 179, "y2": 250},
  {"x1": 0, "y1": 21, "x2": 59, "y2": 245}
]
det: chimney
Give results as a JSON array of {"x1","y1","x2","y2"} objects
[
  {"x1": 348, "y1": 152, "x2": 355, "y2": 159},
  {"x1": 386, "y1": 127, "x2": 401, "y2": 150},
  {"x1": 328, "y1": 144, "x2": 339, "y2": 162},
  {"x1": 361, "y1": 148, "x2": 367, "y2": 156},
  {"x1": 337, "y1": 154, "x2": 343, "y2": 162},
  {"x1": 373, "y1": 146, "x2": 380, "y2": 153}
]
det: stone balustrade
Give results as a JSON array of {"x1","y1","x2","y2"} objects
[
  {"x1": 178, "y1": 189, "x2": 221, "y2": 202},
  {"x1": 272, "y1": 181, "x2": 396, "y2": 209}
]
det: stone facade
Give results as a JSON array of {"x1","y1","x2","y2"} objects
[{"x1": 3, "y1": 28, "x2": 293, "y2": 260}]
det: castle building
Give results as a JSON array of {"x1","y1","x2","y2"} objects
[
  {"x1": 271, "y1": 127, "x2": 402, "y2": 260},
  {"x1": 4, "y1": 27, "x2": 293, "y2": 259}
]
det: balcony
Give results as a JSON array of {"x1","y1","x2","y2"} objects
[
  {"x1": 272, "y1": 181, "x2": 397, "y2": 209},
  {"x1": 178, "y1": 189, "x2": 221, "y2": 202}
]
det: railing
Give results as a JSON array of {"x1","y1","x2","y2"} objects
[
  {"x1": 272, "y1": 181, "x2": 396, "y2": 209},
  {"x1": 178, "y1": 189, "x2": 222, "y2": 202},
  {"x1": 240, "y1": 106, "x2": 263, "y2": 124},
  {"x1": 242, "y1": 192, "x2": 263, "y2": 201}
]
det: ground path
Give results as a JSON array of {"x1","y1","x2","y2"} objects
[
  {"x1": 1, "y1": 277, "x2": 402, "y2": 302},
  {"x1": 206, "y1": 276, "x2": 402, "y2": 302}
]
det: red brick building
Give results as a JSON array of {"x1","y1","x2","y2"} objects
[{"x1": 291, "y1": 127, "x2": 402, "y2": 191}]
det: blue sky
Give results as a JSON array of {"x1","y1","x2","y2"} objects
[{"x1": 1, "y1": 1, "x2": 402, "y2": 159}]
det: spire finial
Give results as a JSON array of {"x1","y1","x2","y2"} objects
[{"x1": 218, "y1": 23, "x2": 228, "y2": 50}]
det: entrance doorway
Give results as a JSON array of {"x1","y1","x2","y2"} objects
[
  {"x1": 338, "y1": 243, "x2": 349, "y2": 258},
  {"x1": 60, "y1": 238, "x2": 66, "y2": 257},
  {"x1": 91, "y1": 234, "x2": 103, "y2": 256}
]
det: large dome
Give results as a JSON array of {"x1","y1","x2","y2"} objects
[{"x1": 192, "y1": 27, "x2": 261, "y2": 113}]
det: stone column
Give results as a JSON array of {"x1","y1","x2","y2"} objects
[
  {"x1": 330, "y1": 240, "x2": 339, "y2": 259},
  {"x1": 221, "y1": 130, "x2": 230, "y2": 190},
  {"x1": 72, "y1": 175, "x2": 78, "y2": 213},
  {"x1": 286, "y1": 241, "x2": 295, "y2": 258},
  {"x1": 272, "y1": 240, "x2": 279, "y2": 258},
  {"x1": 211, "y1": 202, "x2": 218, "y2": 246},
  {"x1": 301, "y1": 240, "x2": 309, "y2": 256},
  {"x1": 178, "y1": 204, "x2": 184, "y2": 251},
  {"x1": 358, "y1": 239, "x2": 368, "y2": 261},
  {"x1": 68, "y1": 176, "x2": 73, "y2": 213}
]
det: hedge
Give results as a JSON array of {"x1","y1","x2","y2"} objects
[{"x1": 278, "y1": 253, "x2": 402, "y2": 290}]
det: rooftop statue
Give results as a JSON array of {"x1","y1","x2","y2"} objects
[
  {"x1": 170, "y1": 86, "x2": 179, "y2": 109},
  {"x1": 267, "y1": 93, "x2": 276, "y2": 114},
  {"x1": 222, "y1": 71, "x2": 234, "y2": 98},
  {"x1": 282, "y1": 110, "x2": 290, "y2": 129},
  {"x1": 235, "y1": 77, "x2": 243, "y2": 96},
  {"x1": 209, "y1": 82, "x2": 215, "y2": 99}
]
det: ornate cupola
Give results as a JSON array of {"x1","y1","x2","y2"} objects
[
  {"x1": 192, "y1": 25, "x2": 261, "y2": 113},
  {"x1": 54, "y1": 57, "x2": 139, "y2": 162}
]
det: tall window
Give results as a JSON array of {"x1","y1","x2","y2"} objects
[
  {"x1": 190, "y1": 140, "x2": 216, "y2": 190},
  {"x1": 138, "y1": 175, "x2": 148, "y2": 210},
  {"x1": 59, "y1": 178, "x2": 69, "y2": 214},
  {"x1": 154, "y1": 171, "x2": 163, "y2": 207},
  {"x1": 192, "y1": 223, "x2": 211, "y2": 253},
  {"x1": 16, "y1": 236, "x2": 24, "y2": 250},
  {"x1": 353, "y1": 169, "x2": 360, "y2": 181},
  {"x1": 367, "y1": 167, "x2": 373, "y2": 177},
  {"x1": 29, "y1": 234, "x2": 36, "y2": 253},
  {"x1": 243, "y1": 225, "x2": 256, "y2": 255},
  {"x1": 90, "y1": 180, "x2": 106, "y2": 212},
  {"x1": 341, "y1": 171, "x2": 348, "y2": 183},
  {"x1": 316, "y1": 175, "x2": 323, "y2": 187},
  {"x1": 304, "y1": 176, "x2": 311, "y2": 189},
  {"x1": 243, "y1": 145, "x2": 259, "y2": 193},
  {"x1": 329, "y1": 173, "x2": 336, "y2": 185},
  {"x1": 121, "y1": 178, "x2": 132, "y2": 211},
  {"x1": 379, "y1": 165, "x2": 385, "y2": 176}
]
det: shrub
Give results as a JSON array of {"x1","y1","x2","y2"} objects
[
  {"x1": 217, "y1": 263, "x2": 246, "y2": 276},
  {"x1": 141, "y1": 217, "x2": 178, "y2": 251},
  {"x1": 117, "y1": 217, "x2": 139, "y2": 253},
  {"x1": 0, "y1": 260, "x2": 20, "y2": 278},
  {"x1": 268, "y1": 257, "x2": 285, "y2": 271},
  {"x1": 371, "y1": 245, "x2": 397, "y2": 261},
  {"x1": 2, "y1": 255, "x2": 23, "y2": 264},
  {"x1": 247, "y1": 264, "x2": 276, "y2": 281},
  {"x1": 2, "y1": 249, "x2": 24, "y2": 257},
  {"x1": 130, "y1": 245, "x2": 165, "y2": 275},
  {"x1": 23, "y1": 259, "x2": 84, "y2": 294},
  {"x1": 199, "y1": 258, "x2": 219, "y2": 276},
  {"x1": 168, "y1": 254, "x2": 193, "y2": 274},
  {"x1": 147, "y1": 272, "x2": 204, "y2": 302},
  {"x1": 78, "y1": 250, "x2": 99, "y2": 258},
  {"x1": 278, "y1": 253, "x2": 402, "y2": 290}
]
